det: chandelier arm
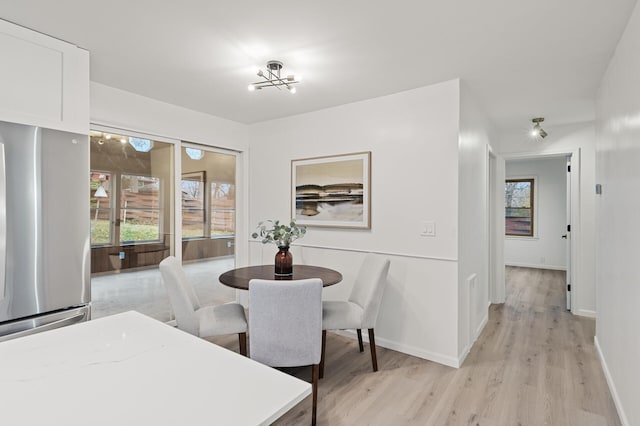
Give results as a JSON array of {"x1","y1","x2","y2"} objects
[
  {"x1": 251, "y1": 80, "x2": 291, "y2": 87},
  {"x1": 252, "y1": 80, "x2": 299, "y2": 89},
  {"x1": 260, "y1": 77, "x2": 291, "y2": 89},
  {"x1": 256, "y1": 72, "x2": 282, "y2": 90}
]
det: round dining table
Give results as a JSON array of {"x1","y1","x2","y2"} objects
[{"x1": 218, "y1": 265, "x2": 342, "y2": 290}]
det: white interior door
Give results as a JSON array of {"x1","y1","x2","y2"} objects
[
  {"x1": 565, "y1": 156, "x2": 572, "y2": 310},
  {"x1": 490, "y1": 151, "x2": 506, "y2": 304}
]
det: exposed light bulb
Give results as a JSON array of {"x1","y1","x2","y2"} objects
[
  {"x1": 288, "y1": 86, "x2": 297, "y2": 94},
  {"x1": 105, "y1": 134, "x2": 112, "y2": 140},
  {"x1": 530, "y1": 128, "x2": 540, "y2": 137},
  {"x1": 120, "y1": 138, "x2": 127, "y2": 144},
  {"x1": 248, "y1": 84, "x2": 256, "y2": 92}
]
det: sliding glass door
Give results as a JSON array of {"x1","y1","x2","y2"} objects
[
  {"x1": 90, "y1": 131, "x2": 239, "y2": 321},
  {"x1": 90, "y1": 130, "x2": 175, "y2": 274},
  {"x1": 181, "y1": 143, "x2": 237, "y2": 263}
]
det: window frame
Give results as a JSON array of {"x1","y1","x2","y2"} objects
[{"x1": 505, "y1": 177, "x2": 536, "y2": 238}]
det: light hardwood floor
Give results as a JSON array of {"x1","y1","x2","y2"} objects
[{"x1": 210, "y1": 267, "x2": 620, "y2": 425}]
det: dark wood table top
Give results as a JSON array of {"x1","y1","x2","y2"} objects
[{"x1": 218, "y1": 265, "x2": 343, "y2": 290}]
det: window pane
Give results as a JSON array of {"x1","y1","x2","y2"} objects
[
  {"x1": 128, "y1": 137, "x2": 153, "y2": 152},
  {"x1": 182, "y1": 173, "x2": 206, "y2": 238},
  {"x1": 121, "y1": 175, "x2": 160, "y2": 208},
  {"x1": 505, "y1": 179, "x2": 533, "y2": 236},
  {"x1": 90, "y1": 172, "x2": 112, "y2": 245},
  {"x1": 211, "y1": 182, "x2": 235, "y2": 236},
  {"x1": 120, "y1": 209, "x2": 160, "y2": 242},
  {"x1": 120, "y1": 174, "x2": 161, "y2": 242},
  {"x1": 211, "y1": 209, "x2": 235, "y2": 236},
  {"x1": 182, "y1": 145, "x2": 236, "y2": 263}
]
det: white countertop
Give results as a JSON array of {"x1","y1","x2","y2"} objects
[{"x1": 0, "y1": 311, "x2": 311, "y2": 426}]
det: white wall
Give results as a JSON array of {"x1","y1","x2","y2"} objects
[
  {"x1": 594, "y1": 1, "x2": 640, "y2": 424},
  {"x1": 458, "y1": 82, "x2": 492, "y2": 361},
  {"x1": 90, "y1": 82, "x2": 248, "y2": 152},
  {"x1": 494, "y1": 123, "x2": 596, "y2": 317},
  {"x1": 505, "y1": 157, "x2": 567, "y2": 270},
  {"x1": 248, "y1": 80, "x2": 463, "y2": 366}
]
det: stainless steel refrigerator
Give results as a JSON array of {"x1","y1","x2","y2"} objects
[{"x1": 0, "y1": 120, "x2": 90, "y2": 341}]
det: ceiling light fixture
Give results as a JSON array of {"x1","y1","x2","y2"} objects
[
  {"x1": 530, "y1": 117, "x2": 548, "y2": 139},
  {"x1": 248, "y1": 60, "x2": 300, "y2": 94}
]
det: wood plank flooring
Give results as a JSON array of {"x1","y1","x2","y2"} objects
[{"x1": 209, "y1": 267, "x2": 620, "y2": 425}]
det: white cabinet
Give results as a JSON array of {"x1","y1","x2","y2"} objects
[{"x1": 0, "y1": 19, "x2": 89, "y2": 134}]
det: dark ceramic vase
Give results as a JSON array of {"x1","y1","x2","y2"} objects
[{"x1": 274, "y1": 245, "x2": 293, "y2": 277}]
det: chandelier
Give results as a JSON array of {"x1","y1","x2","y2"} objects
[{"x1": 248, "y1": 60, "x2": 301, "y2": 94}]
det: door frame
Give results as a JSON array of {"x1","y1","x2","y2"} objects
[
  {"x1": 487, "y1": 145, "x2": 506, "y2": 304},
  {"x1": 499, "y1": 148, "x2": 580, "y2": 314}
]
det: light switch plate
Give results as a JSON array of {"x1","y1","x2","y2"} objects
[{"x1": 421, "y1": 221, "x2": 436, "y2": 237}]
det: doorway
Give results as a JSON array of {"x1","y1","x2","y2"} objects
[{"x1": 502, "y1": 152, "x2": 575, "y2": 311}]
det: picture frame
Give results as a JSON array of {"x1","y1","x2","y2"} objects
[{"x1": 291, "y1": 151, "x2": 371, "y2": 229}]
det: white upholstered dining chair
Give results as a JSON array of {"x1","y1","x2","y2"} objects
[
  {"x1": 320, "y1": 253, "x2": 390, "y2": 378},
  {"x1": 249, "y1": 278, "x2": 323, "y2": 426},
  {"x1": 159, "y1": 256, "x2": 247, "y2": 355}
]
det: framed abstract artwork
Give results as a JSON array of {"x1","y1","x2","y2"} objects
[{"x1": 291, "y1": 152, "x2": 371, "y2": 229}]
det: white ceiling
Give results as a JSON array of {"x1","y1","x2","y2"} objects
[{"x1": 1, "y1": 1, "x2": 637, "y2": 130}]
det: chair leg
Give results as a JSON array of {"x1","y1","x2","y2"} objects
[
  {"x1": 356, "y1": 329, "x2": 364, "y2": 352},
  {"x1": 311, "y1": 364, "x2": 319, "y2": 426},
  {"x1": 368, "y1": 328, "x2": 378, "y2": 372},
  {"x1": 319, "y1": 330, "x2": 326, "y2": 379},
  {"x1": 238, "y1": 332, "x2": 247, "y2": 356}
]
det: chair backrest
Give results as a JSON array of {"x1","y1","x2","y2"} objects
[
  {"x1": 159, "y1": 256, "x2": 201, "y2": 336},
  {"x1": 348, "y1": 253, "x2": 391, "y2": 329},
  {"x1": 249, "y1": 278, "x2": 323, "y2": 367}
]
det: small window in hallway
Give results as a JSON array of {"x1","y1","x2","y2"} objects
[{"x1": 505, "y1": 178, "x2": 534, "y2": 236}]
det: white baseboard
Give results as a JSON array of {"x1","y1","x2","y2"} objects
[
  {"x1": 575, "y1": 309, "x2": 596, "y2": 318},
  {"x1": 475, "y1": 313, "x2": 489, "y2": 341},
  {"x1": 332, "y1": 314, "x2": 490, "y2": 370},
  {"x1": 594, "y1": 336, "x2": 629, "y2": 426},
  {"x1": 333, "y1": 330, "x2": 460, "y2": 369},
  {"x1": 458, "y1": 313, "x2": 489, "y2": 366},
  {"x1": 505, "y1": 262, "x2": 566, "y2": 271}
]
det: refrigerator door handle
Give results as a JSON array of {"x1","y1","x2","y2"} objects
[
  {"x1": 0, "y1": 142, "x2": 5, "y2": 301},
  {"x1": 0, "y1": 311, "x2": 87, "y2": 342}
]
